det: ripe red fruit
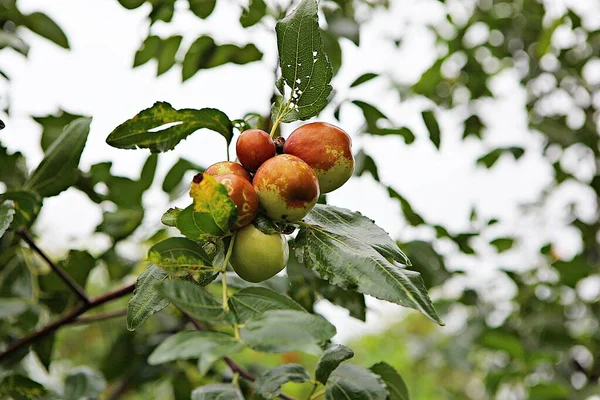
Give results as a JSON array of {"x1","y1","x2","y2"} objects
[
  {"x1": 205, "y1": 161, "x2": 251, "y2": 182},
  {"x1": 284, "y1": 122, "x2": 354, "y2": 193},
  {"x1": 236, "y1": 129, "x2": 276, "y2": 172},
  {"x1": 253, "y1": 154, "x2": 320, "y2": 222},
  {"x1": 215, "y1": 174, "x2": 258, "y2": 229}
]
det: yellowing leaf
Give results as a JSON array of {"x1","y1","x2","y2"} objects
[{"x1": 188, "y1": 173, "x2": 236, "y2": 235}]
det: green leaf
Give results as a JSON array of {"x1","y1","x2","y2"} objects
[
  {"x1": 254, "y1": 364, "x2": 311, "y2": 398},
  {"x1": 295, "y1": 205, "x2": 443, "y2": 325},
  {"x1": 64, "y1": 367, "x2": 106, "y2": 400},
  {"x1": 191, "y1": 384, "x2": 243, "y2": 400},
  {"x1": 240, "y1": 0, "x2": 267, "y2": 27},
  {"x1": 177, "y1": 205, "x2": 224, "y2": 239},
  {"x1": 528, "y1": 382, "x2": 570, "y2": 399},
  {"x1": 317, "y1": 277, "x2": 366, "y2": 321},
  {"x1": 0, "y1": 375, "x2": 49, "y2": 399},
  {"x1": 188, "y1": 0, "x2": 216, "y2": 19},
  {"x1": 326, "y1": 364, "x2": 388, "y2": 400},
  {"x1": 228, "y1": 287, "x2": 305, "y2": 323},
  {"x1": 351, "y1": 101, "x2": 415, "y2": 144},
  {"x1": 479, "y1": 330, "x2": 524, "y2": 359},
  {"x1": 148, "y1": 331, "x2": 244, "y2": 375},
  {"x1": 23, "y1": 12, "x2": 69, "y2": 49},
  {"x1": 400, "y1": 241, "x2": 448, "y2": 289},
  {"x1": 272, "y1": 0, "x2": 333, "y2": 123},
  {"x1": 477, "y1": 147, "x2": 525, "y2": 168},
  {"x1": 463, "y1": 114, "x2": 483, "y2": 139},
  {"x1": 162, "y1": 207, "x2": 182, "y2": 227},
  {"x1": 149, "y1": 0, "x2": 175, "y2": 23},
  {"x1": 0, "y1": 192, "x2": 40, "y2": 230},
  {"x1": 106, "y1": 102, "x2": 233, "y2": 152},
  {"x1": 118, "y1": 0, "x2": 146, "y2": 9},
  {"x1": 24, "y1": 117, "x2": 91, "y2": 197},
  {"x1": 354, "y1": 149, "x2": 380, "y2": 182},
  {"x1": 350, "y1": 73, "x2": 379, "y2": 88},
  {"x1": 148, "y1": 237, "x2": 215, "y2": 274},
  {"x1": 553, "y1": 255, "x2": 590, "y2": 288},
  {"x1": 369, "y1": 362, "x2": 410, "y2": 400},
  {"x1": 0, "y1": 143, "x2": 28, "y2": 190},
  {"x1": 0, "y1": 119, "x2": 4, "y2": 129},
  {"x1": 387, "y1": 187, "x2": 425, "y2": 226},
  {"x1": 0, "y1": 298, "x2": 30, "y2": 318},
  {"x1": 33, "y1": 109, "x2": 85, "y2": 152},
  {"x1": 489, "y1": 237, "x2": 515, "y2": 253},
  {"x1": 155, "y1": 279, "x2": 233, "y2": 324},
  {"x1": 162, "y1": 158, "x2": 204, "y2": 198},
  {"x1": 252, "y1": 214, "x2": 295, "y2": 235},
  {"x1": 126, "y1": 265, "x2": 170, "y2": 331},
  {"x1": 0, "y1": 200, "x2": 15, "y2": 238},
  {"x1": 133, "y1": 35, "x2": 183, "y2": 76},
  {"x1": 96, "y1": 207, "x2": 144, "y2": 241},
  {"x1": 239, "y1": 310, "x2": 335, "y2": 354},
  {"x1": 422, "y1": 110, "x2": 440, "y2": 149},
  {"x1": 315, "y1": 344, "x2": 354, "y2": 384},
  {"x1": 182, "y1": 36, "x2": 262, "y2": 81}
]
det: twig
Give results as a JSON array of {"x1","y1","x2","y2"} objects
[
  {"x1": 182, "y1": 313, "x2": 295, "y2": 400},
  {"x1": 71, "y1": 309, "x2": 127, "y2": 325},
  {"x1": 107, "y1": 376, "x2": 131, "y2": 400},
  {"x1": 0, "y1": 283, "x2": 135, "y2": 362},
  {"x1": 17, "y1": 228, "x2": 90, "y2": 304}
]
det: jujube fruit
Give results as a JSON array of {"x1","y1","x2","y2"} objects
[
  {"x1": 253, "y1": 154, "x2": 319, "y2": 222},
  {"x1": 215, "y1": 174, "x2": 258, "y2": 229},
  {"x1": 230, "y1": 224, "x2": 289, "y2": 283},
  {"x1": 284, "y1": 122, "x2": 354, "y2": 193},
  {"x1": 205, "y1": 161, "x2": 251, "y2": 182},
  {"x1": 236, "y1": 129, "x2": 276, "y2": 172}
]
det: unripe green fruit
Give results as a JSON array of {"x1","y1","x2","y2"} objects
[
  {"x1": 284, "y1": 122, "x2": 354, "y2": 193},
  {"x1": 253, "y1": 154, "x2": 320, "y2": 222},
  {"x1": 230, "y1": 224, "x2": 289, "y2": 283},
  {"x1": 205, "y1": 161, "x2": 251, "y2": 182}
]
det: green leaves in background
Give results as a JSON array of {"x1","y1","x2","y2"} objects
[
  {"x1": 239, "y1": 310, "x2": 336, "y2": 354},
  {"x1": 351, "y1": 101, "x2": 415, "y2": 144},
  {"x1": 0, "y1": 375, "x2": 49, "y2": 399},
  {"x1": 188, "y1": 0, "x2": 217, "y2": 19},
  {"x1": 134, "y1": 35, "x2": 183, "y2": 76},
  {"x1": 24, "y1": 117, "x2": 91, "y2": 197},
  {"x1": 477, "y1": 147, "x2": 525, "y2": 168},
  {"x1": 316, "y1": 344, "x2": 354, "y2": 384},
  {"x1": 155, "y1": 279, "x2": 232, "y2": 325},
  {"x1": 254, "y1": 364, "x2": 310, "y2": 398},
  {"x1": 182, "y1": 36, "x2": 262, "y2": 81},
  {"x1": 295, "y1": 205, "x2": 443, "y2": 325},
  {"x1": 350, "y1": 72, "x2": 379, "y2": 88},
  {"x1": 369, "y1": 362, "x2": 410, "y2": 400},
  {"x1": 228, "y1": 287, "x2": 305, "y2": 323},
  {"x1": 0, "y1": 191, "x2": 40, "y2": 229},
  {"x1": 148, "y1": 331, "x2": 244, "y2": 375},
  {"x1": 106, "y1": 102, "x2": 233, "y2": 153},
  {"x1": 126, "y1": 265, "x2": 170, "y2": 331},
  {"x1": 421, "y1": 110, "x2": 440, "y2": 149},
  {"x1": 33, "y1": 109, "x2": 84, "y2": 152},
  {"x1": 23, "y1": 12, "x2": 69, "y2": 49},
  {"x1": 0, "y1": 142, "x2": 28, "y2": 190},
  {"x1": 0, "y1": 201, "x2": 15, "y2": 238},
  {"x1": 272, "y1": 0, "x2": 333, "y2": 123},
  {"x1": 240, "y1": 0, "x2": 267, "y2": 27},
  {"x1": 191, "y1": 384, "x2": 243, "y2": 400},
  {"x1": 63, "y1": 367, "x2": 106, "y2": 400},
  {"x1": 162, "y1": 158, "x2": 204, "y2": 199},
  {"x1": 326, "y1": 364, "x2": 388, "y2": 400}
]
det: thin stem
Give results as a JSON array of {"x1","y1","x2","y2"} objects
[
  {"x1": 306, "y1": 382, "x2": 318, "y2": 400},
  {"x1": 221, "y1": 233, "x2": 236, "y2": 312},
  {"x1": 71, "y1": 309, "x2": 127, "y2": 325},
  {"x1": 0, "y1": 283, "x2": 135, "y2": 362},
  {"x1": 17, "y1": 228, "x2": 90, "y2": 304},
  {"x1": 183, "y1": 313, "x2": 296, "y2": 400},
  {"x1": 309, "y1": 389, "x2": 325, "y2": 400}
]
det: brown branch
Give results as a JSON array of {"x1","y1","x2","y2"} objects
[
  {"x1": 17, "y1": 228, "x2": 90, "y2": 304},
  {"x1": 71, "y1": 309, "x2": 127, "y2": 325},
  {"x1": 182, "y1": 313, "x2": 295, "y2": 400},
  {"x1": 0, "y1": 283, "x2": 135, "y2": 363}
]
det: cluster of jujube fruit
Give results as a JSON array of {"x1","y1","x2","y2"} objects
[{"x1": 201, "y1": 122, "x2": 354, "y2": 283}]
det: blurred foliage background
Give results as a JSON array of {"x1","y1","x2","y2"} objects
[{"x1": 1, "y1": 0, "x2": 599, "y2": 399}]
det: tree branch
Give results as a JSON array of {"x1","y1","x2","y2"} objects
[
  {"x1": 0, "y1": 283, "x2": 135, "y2": 363},
  {"x1": 17, "y1": 228, "x2": 90, "y2": 304},
  {"x1": 182, "y1": 313, "x2": 295, "y2": 400},
  {"x1": 71, "y1": 309, "x2": 127, "y2": 325}
]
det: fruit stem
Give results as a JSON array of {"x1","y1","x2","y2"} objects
[
  {"x1": 220, "y1": 233, "x2": 237, "y2": 311},
  {"x1": 233, "y1": 323, "x2": 240, "y2": 340},
  {"x1": 308, "y1": 389, "x2": 325, "y2": 400},
  {"x1": 270, "y1": 98, "x2": 291, "y2": 138}
]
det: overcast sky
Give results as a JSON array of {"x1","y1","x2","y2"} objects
[{"x1": 1, "y1": 0, "x2": 596, "y2": 340}]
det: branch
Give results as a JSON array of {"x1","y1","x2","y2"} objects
[
  {"x1": 182, "y1": 313, "x2": 295, "y2": 400},
  {"x1": 17, "y1": 228, "x2": 90, "y2": 304},
  {"x1": 71, "y1": 309, "x2": 127, "y2": 325},
  {"x1": 0, "y1": 283, "x2": 135, "y2": 362}
]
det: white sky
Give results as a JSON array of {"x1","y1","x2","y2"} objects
[{"x1": 1, "y1": 0, "x2": 596, "y2": 341}]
